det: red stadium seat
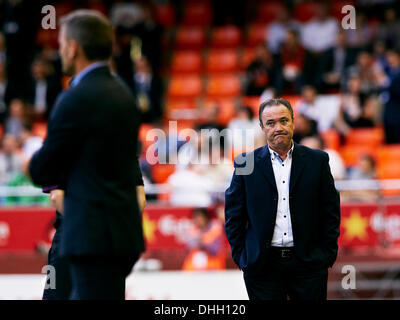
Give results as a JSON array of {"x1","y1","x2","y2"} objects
[
  {"x1": 205, "y1": 49, "x2": 239, "y2": 74},
  {"x1": 155, "y1": 3, "x2": 175, "y2": 27},
  {"x1": 203, "y1": 98, "x2": 236, "y2": 126},
  {"x1": 321, "y1": 129, "x2": 341, "y2": 152},
  {"x1": 168, "y1": 75, "x2": 203, "y2": 99},
  {"x1": 345, "y1": 127, "x2": 385, "y2": 148},
  {"x1": 171, "y1": 51, "x2": 203, "y2": 74},
  {"x1": 182, "y1": 1, "x2": 213, "y2": 26},
  {"x1": 175, "y1": 27, "x2": 207, "y2": 50},
  {"x1": 246, "y1": 24, "x2": 268, "y2": 47},
  {"x1": 205, "y1": 74, "x2": 241, "y2": 98},
  {"x1": 241, "y1": 96, "x2": 260, "y2": 117},
  {"x1": 332, "y1": 1, "x2": 355, "y2": 21},
  {"x1": 294, "y1": 2, "x2": 319, "y2": 22},
  {"x1": 152, "y1": 164, "x2": 176, "y2": 184},
  {"x1": 377, "y1": 161, "x2": 400, "y2": 179},
  {"x1": 257, "y1": 1, "x2": 285, "y2": 23},
  {"x1": 210, "y1": 25, "x2": 242, "y2": 49},
  {"x1": 377, "y1": 144, "x2": 400, "y2": 166}
]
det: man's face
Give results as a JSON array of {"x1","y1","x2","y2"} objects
[
  {"x1": 58, "y1": 26, "x2": 76, "y2": 76},
  {"x1": 260, "y1": 104, "x2": 294, "y2": 151}
]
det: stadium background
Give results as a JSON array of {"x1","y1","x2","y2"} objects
[{"x1": 0, "y1": 0, "x2": 400, "y2": 299}]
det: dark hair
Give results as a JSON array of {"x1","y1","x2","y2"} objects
[
  {"x1": 239, "y1": 106, "x2": 254, "y2": 120},
  {"x1": 60, "y1": 10, "x2": 113, "y2": 61},
  {"x1": 259, "y1": 98, "x2": 294, "y2": 126},
  {"x1": 192, "y1": 207, "x2": 209, "y2": 220}
]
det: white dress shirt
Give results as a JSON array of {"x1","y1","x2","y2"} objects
[{"x1": 268, "y1": 142, "x2": 294, "y2": 247}]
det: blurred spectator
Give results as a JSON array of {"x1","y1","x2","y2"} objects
[
  {"x1": 244, "y1": 44, "x2": 282, "y2": 96},
  {"x1": 182, "y1": 207, "x2": 226, "y2": 271},
  {"x1": 296, "y1": 85, "x2": 337, "y2": 132},
  {"x1": 292, "y1": 113, "x2": 318, "y2": 144},
  {"x1": 20, "y1": 123, "x2": 43, "y2": 158},
  {"x1": 345, "y1": 51, "x2": 389, "y2": 95},
  {"x1": 25, "y1": 57, "x2": 62, "y2": 120},
  {"x1": 348, "y1": 154, "x2": 376, "y2": 180},
  {"x1": 0, "y1": 133, "x2": 23, "y2": 185},
  {"x1": 279, "y1": 29, "x2": 305, "y2": 94},
  {"x1": 0, "y1": 32, "x2": 6, "y2": 63},
  {"x1": 227, "y1": 106, "x2": 263, "y2": 151},
  {"x1": 4, "y1": 98, "x2": 28, "y2": 139},
  {"x1": 110, "y1": 2, "x2": 145, "y2": 29},
  {"x1": 377, "y1": 8, "x2": 400, "y2": 51},
  {"x1": 300, "y1": 135, "x2": 346, "y2": 180},
  {"x1": 320, "y1": 31, "x2": 356, "y2": 92},
  {"x1": 385, "y1": 49, "x2": 400, "y2": 79},
  {"x1": 383, "y1": 50, "x2": 400, "y2": 143},
  {"x1": 0, "y1": 61, "x2": 10, "y2": 124},
  {"x1": 373, "y1": 40, "x2": 390, "y2": 76},
  {"x1": 131, "y1": 56, "x2": 163, "y2": 123},
  {"x1": 167, "y1": 163, "x2": 216, "y2": 207},
  {"x1": 196, "y1": 105, "x2": 226, "y2": 133},
  {"x1": 345, "y1": 12, "x2": 375, "y2": 50},
  {"x1": 266, "y1": 7, "x2": 300, "y2": 54}
]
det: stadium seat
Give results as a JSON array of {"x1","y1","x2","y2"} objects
[
  {"x1": 210, "y1": 25, "x2": 242, "y2": 49},
  {"x1": 257, "y1": 1, "x2": 285, "y2": 23},
  {"x1": 241, "y1": 96, "x2": 260, "y2": 117},
  {"x1": 151, "y1": 164, "x2": 176, "y2": 184},
  {"x1": 377, "y1": 144, "x2": 400, "y2": 166},
  {"x1": 205, "y1": 74, "x2": 241, "y2": 98},
  {"x1": 321, "y1": 129, "x2": 341, "y2": 151},
  {"x1": 281, "y1": 95, "x2": 301, "y2": 115},
  {"x1": 203, "y1": 98, "x2": 236, "y2": 126},
  {"x1": 182, "y1": 1, "x2": 213, "y2": 26},
  {"x1": 205, "y1": 49, "x2": 239, "y2": 74},
  {"x1": 339, "y1": 145, "x2": 377, "y2": 168},
  {"x1": 246, "y1": 24, "x2": 268, "y2": 47},
  {"x1": 175, "y1": 27, "x2": 207, "y2": 50},
  {"x1": 155, "y1": 3, "x2": 175, "y2": 27},
  {"x1": 293, "y1": 2, "x2": 318, "y2": 22},
  {"x1": 168, "y1": 75, "x2": 203, "y2": 99},
  {"x1": 377, "y1": 161, "x2": 400, "y2": 179},
  {"x1": 171, "y1": 51, "x2": 203, "y2": 74},
  {"x1": 32, "y1": 122, "x2": 47, "y2": 140},
  {"x1": 345, "y1": 127, "x2": 385, "y2": 148},
  {"x1": 240, "y1": 47, "x2": 257, "y2": 70}
]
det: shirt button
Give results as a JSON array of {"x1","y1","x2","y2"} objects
[
  {"x1": 283, "y1": 198, "x2": 286, "y2": 200},
  {"x1": 284, "y1": 215, "x2": 286, "y2": 218},
  {"x1": 284, "y1": 233, "x2": 287, "y2": 236},
  {"x1": 282, "y1": 164, "x2": 284, "y2": 167},
  {"x1": 283, "y1": 181, "x2": 285, "y2": 183}
]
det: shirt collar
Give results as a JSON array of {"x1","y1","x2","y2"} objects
[
  {"x1": 268, "y1": 141, "x2": 294, "y2": 163},
  {"x1": 70, "y1": 60, "x2": 109, "y2": 87}
]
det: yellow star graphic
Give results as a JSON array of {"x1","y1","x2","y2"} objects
[
  {"x1": 342, "y1": 209, "x2": 369, "y2": 241},
  {"x1": 142, "y1": 212, "x2": 157, "y2": 243}
]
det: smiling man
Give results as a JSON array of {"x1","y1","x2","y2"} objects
[{"x1": 224, "y1": 98, "x2": 340, "y2": 300}]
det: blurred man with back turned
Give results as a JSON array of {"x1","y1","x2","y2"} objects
[
  {"x1": 29, "y1": 10, "x2": 145, "y2": 300},
  {"x1": 225, "y1": 98, "x2": 340, "y2": 300}
]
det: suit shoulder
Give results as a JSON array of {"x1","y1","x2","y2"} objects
[{"x1": 233, "y1": 145, "x2": 264, "y2": 168}]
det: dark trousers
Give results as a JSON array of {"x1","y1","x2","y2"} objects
[
  {"x1": 243, "y1": 251, "x2": 328, "y2": 301},
  {"x1": 68, "y1": 255, "x2": 138, "y2": 300},
  {"x1": 42, "y1": 214, "x2": 72, "y2": 300}
]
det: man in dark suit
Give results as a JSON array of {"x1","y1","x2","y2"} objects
[
  {"x1": 225, "y1": 98, "x2": 340, "y2": 300},
  {"x1": 29, "y1": 10, "x2": 145, "y2": 300}
]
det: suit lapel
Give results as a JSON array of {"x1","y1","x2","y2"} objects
[
  {"x1": 255, "y1": 145, "x2": 278, "y2": 192},
  {"x1": 289, "y1": 142, "x2": 306, "y2": 193}
]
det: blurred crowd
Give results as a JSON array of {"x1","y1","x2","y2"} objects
[{"x1": 0, "y1": 0, "x2": 400, "y2": 206}]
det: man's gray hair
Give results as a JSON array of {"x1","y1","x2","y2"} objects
[{"x1": 60, "y1": 10, "x2": 113, "y2": 61}]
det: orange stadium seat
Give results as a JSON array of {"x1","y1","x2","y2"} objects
[
  {"x1": 257, "y1": 1, "x2": 285, "y2": 23},
  {"x1": 205, "y1": 49, "x2": 239, "y2": 74},
  {"x1": 377, "y1": 144, "x2": 400, "y2": 166},
  {"x1": 171, "y1": 51, "x2": 203, "y2": 74},
  {"x1": 240, "y1": 47, "x2": 257, "y2": 70},
  {"x1": 210, "y1": 25, "x2": 242, "y2": 49},
  {"x1": 345, "y1": 127, "x2": 384, "y2": 148},
  {"x1": 241, "y1": 96, "x2": 260, "y2": 116},
  {"x1": 246, "y1": 24, "x2": 268, "y2": 47},
  {"x1": 205, "y1": 74, "x2": 241, "y2": 98},
  {"x1": 377, "y1": 161, "x2": 400, "y2": 179},
  {"x1": 175, "y1": 27, "x2": 207, "y2": 50},
  {"x1": 168, "y1": 75, "x2": 203, "y2": 99},
  {"x1": 32, "y1": 122, "x2": 47, "y2": 140},
  {"x1": 281, "y1": 95, "x2": 301, "y2": 115},
  {"x1": 182, "y1": 1, "x2": 213, "y2": 26},
  {"x1": 339, "y1": 145, "x2": 377, "y2": 168},
  {"x1": 151, "y1": 164, "x2": 176, "y2": 184},
  {"x1": 321, "y1": 129, "x2": 341, "y2": 151},
  {"x1": 203, "y1": 98, "x2": 236, "y2": 126}
]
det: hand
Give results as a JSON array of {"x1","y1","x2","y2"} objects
[{"x1": 50, "y1": 190, "x2": 64, "y2": 214}]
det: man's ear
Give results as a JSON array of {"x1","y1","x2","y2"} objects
[{"x1": 68, "y1": 39, "x2": 79, "y2": 60}]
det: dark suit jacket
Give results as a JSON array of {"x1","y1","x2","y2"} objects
[
  {"x1": 225, "y1": 142, "x2": 340, "y2": 276},
  {"x1": 29, "y1": 66, "x2": 145, "y2": 258}
]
